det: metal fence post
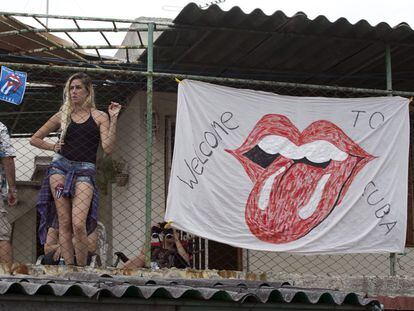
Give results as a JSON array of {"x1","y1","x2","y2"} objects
[
  {"x1": 145, "y1": 22, "x2": 154, "y2": 267},
  {"x1": 386, "y1": 44, "x2": 397, "y2": 276}
]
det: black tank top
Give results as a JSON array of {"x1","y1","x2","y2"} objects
[{"x1": 60, "y1": 114, "x2": 100, "y2": 163}]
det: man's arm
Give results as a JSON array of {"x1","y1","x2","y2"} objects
[
  {"x1": 2, "y1": 157, "x2": 15, "y2": 190},
  {"x1": 1, "y1": 157, "x2": 17, "y2": 206},
  {"x1": 0, "y1": 123, "x2": 17, "y2": 206},
  {"x1": 173, "y1": 229, "x2": 190, "y2": 265}
]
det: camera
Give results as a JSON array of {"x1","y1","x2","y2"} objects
[
  {"x1": 151, "y1": 226, "x2": 162, "y2": 239},
  {"x1": 151, "y1": 222, "x2": 174, "y2": 240},
  {"x1": 164, "y1": 228, "x2": 174, "y2": 239}
]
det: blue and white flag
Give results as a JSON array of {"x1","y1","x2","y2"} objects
[{"x1": 0, "y1": 66, "x2": 27, "y2": 105}]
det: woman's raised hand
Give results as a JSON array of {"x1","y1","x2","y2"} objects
[
  {"x1": 108, "y1": 102, "x2": 122, "y2": 119},
  {"x1": 173, "y1": 229, "x2": 180, "y2": 241}
]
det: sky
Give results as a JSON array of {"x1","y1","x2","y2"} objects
[{"x1": 1, "y1": 0, "x2": 413, "y2": 27}]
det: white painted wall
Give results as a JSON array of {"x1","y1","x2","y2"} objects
[
  {"x1": 11, "y1": 137, "x2": 56, "y2": 181},
  {"x1": 111, "y1": 91, "x2": 177, "y2": 259}
]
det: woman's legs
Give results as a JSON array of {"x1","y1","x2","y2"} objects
[
  {"x1": 49, "y1": 174, "x2": 74, "y2": 265},
  {"x1": 72, "y1": 181, "x2": 93, "y2": 266}
]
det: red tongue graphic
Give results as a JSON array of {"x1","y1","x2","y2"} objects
[
  {"x1": 226, "y1": 114, "x2": 374, "y2": 244},
  {"x1": 246, "y1": 157, "x2": 360, "y2": 243}
]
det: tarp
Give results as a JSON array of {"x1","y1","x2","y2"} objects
[{"x1": 165, "y1": 80, "x2": 409, "y2": 254}]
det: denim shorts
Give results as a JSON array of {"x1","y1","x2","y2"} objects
[{"x1": 49, "y1": 153, "x2": 96, "y2": 185}]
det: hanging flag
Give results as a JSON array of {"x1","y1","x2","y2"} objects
[
  {"x1": 165, "y1": 80, "x2": 410, "y2": 254},
  {"x1": 0, "y1": 66, "x2": 27, "y2": 105}
]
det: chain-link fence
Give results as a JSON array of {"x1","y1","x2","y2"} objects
[
  {"x1": 0, "y1": 63, "x2": 412, "y2": 278},
  {"x1": 3, "y1": 66, "x2": 147, "y2": 268},
  {"x1": 1, "y1": 3, "x2": 414, "y2": 276},
  {"x1": 151, "y1": 75, "x2": 414, "y2": 278}
]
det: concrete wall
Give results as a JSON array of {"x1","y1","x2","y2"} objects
[
  {"x1": 11, "y1": 137, "x2": 55, "y2": 182},
  {"x1": 13, "y1": 208, "x2": 37, "y2": 263},
  {"x1": 11, "y1": 181, "x2": 41, "y2": 263}
]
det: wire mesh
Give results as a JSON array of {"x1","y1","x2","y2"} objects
[
  {"x1": 148, "y1": 75, "x2": 414, "y2": 277},
  {"x1": 0, "y1": 11, "x2": 414, "y2": 276},
  {"x1": 0, "y1": 61, "x2": 412, "y2": 277}
]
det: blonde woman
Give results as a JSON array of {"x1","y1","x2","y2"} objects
[{"x1": 31, "y1": 72, "x2": 121, "y2": 266}]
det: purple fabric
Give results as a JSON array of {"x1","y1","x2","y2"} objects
[{"x1": 37, "y1": 161, "x2": 99, "y2": 245}]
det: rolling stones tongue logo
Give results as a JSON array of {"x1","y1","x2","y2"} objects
[{"x1": 226, "y1": 114, "x2": 374, "y2": 244}]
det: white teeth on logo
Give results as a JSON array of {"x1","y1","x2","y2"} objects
[
  {"x1": 298, "y1": 174, "x2": 331, "y2": 219},
  {"x1": 258, "y1": 135, "x2": 348, "y2": 163},
  {"x1": 258, "y1": 166, "x2": 286, "y2": 210}
]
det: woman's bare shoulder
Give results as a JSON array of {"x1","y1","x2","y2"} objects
[
  {"x1": 50, "y1": 111, "x2": 62, "y2": 123},
  {"x1": 91, "y1": 109, "x2": 109, "y2": 124}
]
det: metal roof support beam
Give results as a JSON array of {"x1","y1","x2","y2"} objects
[
  {"x1": 386, "y1": 45, "x2": 393, "y2": 93},
  {"x1": 385, "y1": 44, "x2": 397, "y2": 277},
  {"x1": 2, "y1": 61, "x2": 414, "y2": 97},
  {"x1": 13, "y1": 44, "x2": 146, "y2": 55},
  {"x1": 0, "y1": 11, "x2": 172, "y2": 26},
  {"x1": 1, "y1": 18, "x2": 55, "y2": 49},
  {"x1": 136, "y1": 31, "x2": 144, "y2": 46},
  {"x1": 0, "y1": 27, "x2": 67, "y2": 62},
  {"x1": 1, "y1": 16, "x2": 87, "y2": 62},
  {"x1": 0, "y1": 62, "x2": 147, "y2": 76},
  {"x1": 3, "y1": 11, "x2": 414, "y2": 48},
  {"x1": 100, "y1": 31, "x2": 112, "y2": 46},
  {"x1": 145, "y1": 22, "x2": 154, "y2": 268},
  {"x1": 0, "y1": 27, "x2": 162, "y2": 37},
  {"x1": 33, "y1": 16, "x2": 48, "y2": 30},
  {"x1": 152, "y1": 71, "x2": 414, "y2": 97},
  {"x1": 125, "y1": 48, "x2": 130, "y2": 63},
  {"x1": 95, "y1": 49, "x2": 102, "y2": 61},
  {"x1": 64, "y1": 32, "x2": 81, "y2": 48},
  {"x1": 72, "y1": 19, "x2": 81, "y2": 30}
]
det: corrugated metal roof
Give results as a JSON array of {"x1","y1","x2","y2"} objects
[
  {"x1": 143, "y1": 3, "x2": 414, "y2": 91},
  {"x1": 0, "y1": 14, "x2": 141, "y2": 135},
  {"x1": 0, "y1": 274, "x2": 380, "y2": 308},
  {"x1": 0, "y1": 15, "x2": 101, "y2": 65}
]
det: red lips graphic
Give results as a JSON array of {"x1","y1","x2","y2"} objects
[{"x1": 226, "y1": 114, "x2": 374, "y2": 244}]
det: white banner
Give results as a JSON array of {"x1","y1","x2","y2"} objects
[{"x1": 165, "y1": 80, "x2": 409, "y2": 254}]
